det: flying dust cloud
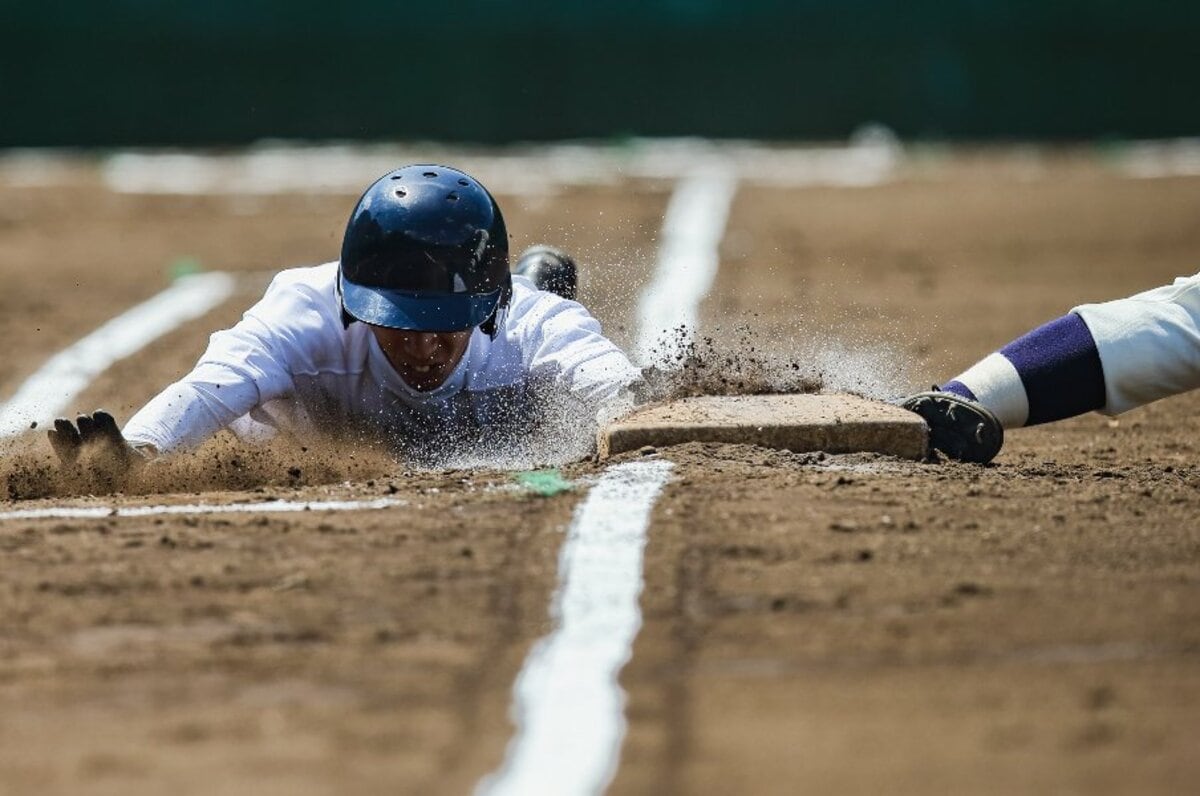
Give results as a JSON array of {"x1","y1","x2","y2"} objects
[{"x1": 635, "y1": 319, "x2": 916, "y2": 403}]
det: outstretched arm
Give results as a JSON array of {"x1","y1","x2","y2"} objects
[
  {"x1": 121, "y1": 357, "x2": 282, "y2": 453},
  {"x1": 520, "y1": 294, "x2": 643, "y2": 411},
  {"x1": 119, "y1": 273, "x2": 328, "y2": 454}
]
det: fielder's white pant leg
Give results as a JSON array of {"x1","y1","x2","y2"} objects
[{"x1": 1073, "y1": 271, "x2": 1200, "y2": 415}]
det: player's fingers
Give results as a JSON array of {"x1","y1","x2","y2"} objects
[
  {"x1": 47, "y1": 431, "x2": 74, "y2": 464},
  {"x1": 54, "y1": 417, "x2": 82, "y2": 447},
  {"x1": 47, "y1": 418, "x2": 82, "y2": 464},
  {"x1": 93, "y1": 410, "x2": 125, "y2": 446},
  {"x1": 92, "y1": 410, "x2": 136, "y2": 466},
  {"x1": 76, "y1": 413, "x2": 97, "y2": 442}
]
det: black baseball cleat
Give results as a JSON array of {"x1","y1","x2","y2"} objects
[
  {"x1": 514, "y1": 245, "x2": 578, "y2": 300},
  {"x1": 900, "y1": 390, "x2": 1004, "y2": 464}
]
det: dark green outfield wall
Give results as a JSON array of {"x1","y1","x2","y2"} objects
[{"x1": 3, "y1": 1, "x2": 1198, "y2": 147}]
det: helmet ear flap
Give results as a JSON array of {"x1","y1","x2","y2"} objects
[
  {"x1": 336, "y1": 268, "x2": 357, "y2": 329},
  {"x1": 479, "y1": 275, "x2": 513, "y2": 338}
]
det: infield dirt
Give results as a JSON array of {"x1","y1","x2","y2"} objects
[{"x1": 0, "y1": 150, "x2": 1197, "y2": 795}]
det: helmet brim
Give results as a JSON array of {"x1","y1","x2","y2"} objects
[{"x1": 340, "y1": 274, "x2": 502, "y2": 332}]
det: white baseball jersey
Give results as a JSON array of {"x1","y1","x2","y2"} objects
[
  {"x1": 1073, "y1": 270, "x2": 1200, "y2": 414},
  {"x1": 123, "y1": 263, "x2": 640, "y2": 457}
]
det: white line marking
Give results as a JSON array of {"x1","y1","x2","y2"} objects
[
  {"x1": 635, "y1": 166, "x2": 738, "y2": 366},
  {"x1": 0, "y1": 272, "x2": 236, "y2": 437},
  {"x1": 477, "y1": 459, "x2": 674, "y2": 796},
  {"x1": 1117, "y1": 138, "x2": 1200, "y2": 179},
  {"x1": 0, "y1": 496, "x2": 405, "y2": 521},
  {"x1": 480, "y1": 159, "x2": 735, "y2": 795},
  {"x1": 81, "y1": 139, "x2": 897, "y2": 196}
]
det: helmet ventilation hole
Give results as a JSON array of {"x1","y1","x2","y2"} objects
[
  {"x1": 389, "y1": 174, "x2": 403, "y2": 180},
  {"x1": 423, "y1": 171, "x2": 438, "y2": 178},
  {"x1": 446, "y1": 192, "x2": 459, "y2": 202},
  {"x1": 457, "y1": 178, "x2": 469, "y2": 186},
  {"x1": 394, "y1": 188, "x2": 407, "y2": 198}
]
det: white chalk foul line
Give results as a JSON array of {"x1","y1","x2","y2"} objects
[
  {"x1": 0, "y1": 496, "x2": 405, "y2": 521},
  {"x1": 479, "y1": 165, "x2": 731, "y2": 794},
  {"x1": 635, "y1": 166, "x2": 738, "y2": 366},
  {"x1": 0, "y1": 272, "x2": 236, "y2": 438},
  {"x1": 477, "y1": 459, "x2": 674, "y2": 796}
]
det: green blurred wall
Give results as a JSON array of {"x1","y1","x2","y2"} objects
[{"x1": 3, "y1": 1, "x2": 1198, "y2": 146}]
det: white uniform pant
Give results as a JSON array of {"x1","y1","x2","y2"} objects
[{"x1": 1074, "y1": 271, "x2": 1200, "y2": 415}]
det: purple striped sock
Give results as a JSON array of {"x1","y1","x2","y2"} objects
[
  {"x1": 997, "y1": 312, "x2": 1106, "y2": 425},
  {"x1": 940, "y1": 380, "x2": 977, "y2": 401}
]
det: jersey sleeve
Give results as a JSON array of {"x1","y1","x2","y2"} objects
[
  {"x1": 122, "y1": 270, "x2": 335, "y2": 452},
  {"x1": 513, "y1": 290, "x2": 642, "y2": 406}
]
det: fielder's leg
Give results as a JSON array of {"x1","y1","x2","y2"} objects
[{"x1": 907, "y1": 271, "x2": 1200, "y2": 463}]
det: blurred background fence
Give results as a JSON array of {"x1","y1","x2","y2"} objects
[{"x1": 4, "y1": 0, "x2": 1198, "y2": 147}]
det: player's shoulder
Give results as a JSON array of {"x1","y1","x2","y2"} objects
[
  {"x1": 256, "y1": 263, "x2": 339, "y2": 313},
  {"x1": 501, "y1": 274, "x2": 605, "y2": 355},
  {"x1": 241, "y1": 262, "x2": 365, "y2": 370},
  {"x1": 507, "y1": 274, "x2": 585, "y2": 321},
  {"x1": 246, "y1": 262, "x2": 343, "y2": 334},
  {"x1": 265, "y1": 262, "x2": 339, "y2": 295}
]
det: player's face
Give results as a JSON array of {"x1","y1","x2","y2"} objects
[{"x1": 370, "y1": 326, "x2": 472, "y2": 391}]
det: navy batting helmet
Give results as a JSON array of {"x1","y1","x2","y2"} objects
[{"x1": 338, "y1": 165, "x2": 511, "y2": 336}]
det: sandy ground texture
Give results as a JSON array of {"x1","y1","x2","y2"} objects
[{"x1": 0, "y1": 148, "x2": 1198, "y2": 795}]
